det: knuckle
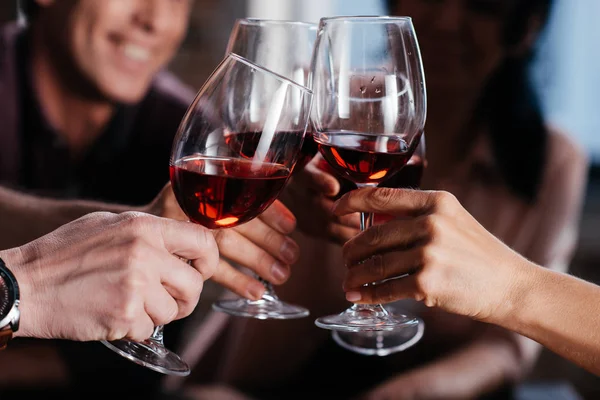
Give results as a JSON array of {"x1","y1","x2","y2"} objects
[
  {"x1": 257, "y1": 250, "x2": 276, "y2": 273},
  {"x1": 436, "y1": 191, "x2": 458, "y2": 211},
  {"x1": 164, "y1": 301, "x2": 180, "y2": 324},
  {"x1": 212, "y1": 229, "x2": 234, "y2": 249},
  {"x1": 178, "y1": 297, "x2": 198, "y2": 319},
  {"x1": 366, "y1": 187, "x2": 396, "y2": 209},
  {"x1": 182, "y1": 270, "x2": 204, "y2": 304},
  {"x1": 120, "y1": 264, "x2": 148, "y2": 294},
  {"x1": 420, "y1": 245, "x2": 437, "y2": 267},
  {"x1": 421, "y1": 215, "x2": 439, "y2": 238},
  {"x1": 195, "y1": 225, "x2": 216, "y2": 250},
  {"x1": 263, "y1": 228, "x2": 282, "y2": 249},
  {"x1": 122, "y1": 212, "x2": 155, "y2": 235},
  {"x1": 83, "y1": 211, "x2": 116, "y2": 224},
  {"x1": 112, "y1": 292, "x2": 140, "y2": 329},
  {"x1": 415, "y1": 269, "x2": 436, "y2": 298},
  {"x1": 124, "y1": 238, "x2": 150, "y2": 267},
  {"x1": 131, "y1": 322, "x2": 154, "y2": 342}
]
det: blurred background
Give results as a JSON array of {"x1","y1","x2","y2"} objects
[{"x1": 0, "y1": 0, "x2": 598, "y2": 398}]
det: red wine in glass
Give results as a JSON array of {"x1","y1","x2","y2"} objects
[
  {"x1": 170, "y1": 155, "x2": 290, "y2": 229},
  {"x1": 294, "y1": 127, "x2": 319, "y2": 172},
  {"x1": 224, "y1": 130, "x2": 315, "y2": 174},
  {"x1": 314, "y1": 131, "x2": 412, "y2": 185}
]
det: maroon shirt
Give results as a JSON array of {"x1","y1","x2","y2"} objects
[{"x1": 0, "y1": 23, "x2": 196, "y2": 396}]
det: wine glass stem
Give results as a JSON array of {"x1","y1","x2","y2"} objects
[
  {"x1": 256, "y1": 275, "x2": 279, "y2": 301},
  {"x1": 150, "y1": 325, "x2": 165, "y2": 345},
  {"x1": 356, "y1": 184, "x2": 387, "y2": 317},
  {"x1": 360, "y1": 211, "x2": 374, "y2": 231}
]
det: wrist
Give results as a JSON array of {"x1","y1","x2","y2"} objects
[{"x1": 492, "y1": 255, "x2": 540, "y2": 332}]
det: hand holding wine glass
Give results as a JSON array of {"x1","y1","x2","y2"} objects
[
  {"x1": 280, "y1": 154, "x2": 361, "y2": 244},
  {"x1": 334, "y1": 187, "x2": 523, "y2": 324},
  {"x1": 311, "y1": 16, "x2": 426, "y2": 335},
  {"x1": 145, "y1": 183, "x2": 300, "y2": 300},
  {"x1": 332, "y1": 136, "x2": 426, "y2": 356}
]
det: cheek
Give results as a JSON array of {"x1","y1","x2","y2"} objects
[
  {"x1": 162, "y1": 20, "x2": 188, "y2": 59},
  {"x1": 468, "y1": 20, "x2": 504, "y2": 78}
]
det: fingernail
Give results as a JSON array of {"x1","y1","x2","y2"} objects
[
  {"x1": 280, "y1": 238, "x2": 299, "y2": 264},
  {"x1": 346, "y1": 291, "x2": 362, "y2": 302},
  {"x1": 247, "y1": 282, "x2": 265, "y2": 300},
  {"x1": 271, "y1": 262, "x2": 289, "y2": 283}
]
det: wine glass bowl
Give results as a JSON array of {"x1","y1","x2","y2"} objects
[
  {"x1": 226, "y1": 18, "x2": 319, "y2": 171},
  {"x1": 311, "y1": 16, "x2": 426, "y2": 335},
  {"x1": 170, "y1": 53, "x2": 312, "y2": 320}
]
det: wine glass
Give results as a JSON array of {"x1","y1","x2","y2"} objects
[
  {"x1": 226, "y1": 18, "x2": 318, "y2": 171},
  {"x1": 311, "y1": 16, "x2": 426, "y2": 334},
  {"x1": 103, "y1": 54, "x2": 313, "y2": 375},
  {"x1": 333, "y1": 137, "x2": 427, "y2": 355},
  {"x1": 204, "y1": 19, "x2": 317, "y2": 321},
  {"x1": 171, "y1": 53, "x2": 312, "y2": 322}
]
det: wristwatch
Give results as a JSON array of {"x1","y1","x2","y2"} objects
[{"x1": 0, "y1": 257, "x2": 20, "y2": 350}]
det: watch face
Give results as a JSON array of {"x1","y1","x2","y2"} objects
[{"x1": 0, "y1": 276, "x2": 10, "y2": 320}]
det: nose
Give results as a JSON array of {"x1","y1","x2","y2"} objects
[{"x1": 133, "y1": 0, "x2": 177, "y2": 35}]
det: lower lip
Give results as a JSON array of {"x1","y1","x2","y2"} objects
[{"x1": 112, "y1": 46, "x2": 150, "y2": 75}]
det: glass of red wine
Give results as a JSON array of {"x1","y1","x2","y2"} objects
[
  {"x1": 103, "y1": 54, "x2": 312, "y2": 376},
  {"x1": 226, "y1": 18, "x2": 318, "y2": 171},
  {"x1": 311, "y1": 16, "x2": 426, "y2": 334},
  {"x1": 171, "y1": 53, "x2": 312, "y2": 322},
  {"x1": 333, "y1": 137, "x2": 427, "y2": 355}
]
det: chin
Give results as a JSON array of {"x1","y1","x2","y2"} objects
[{"x1": 102, "y1": 83, "x2": 151, "y2": 104}]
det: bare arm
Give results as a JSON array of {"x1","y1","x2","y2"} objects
[
  {"x1": 0, "y1": 185, "x2": 135, "y2": 249},
  {"x1": 354, "y1": 132, "x2": 589, "y2": 398},
  {"x1": 335, "y1": 192, "x2": 596, "y2": 400},
  {"x1": 0, "y1": 184, "x2": 302, "y2": 302},
  {"x1": 503, "y1": 262, "x2": 600, "y2": 376}
]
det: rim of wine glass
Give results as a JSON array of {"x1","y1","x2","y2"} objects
[
  {"x1": 320, "y1": 15, "x2": 413, "y2": 23},
  {"x1": 226, "y1": 52, "x2": 313, "y2": 94},
  {"x1": 236, "y1": 18, "x2": 317, "y2": 29}
]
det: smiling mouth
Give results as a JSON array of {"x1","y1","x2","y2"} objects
[{"x1": 122, "y1": 43, "x2": 151, "y2": 62}]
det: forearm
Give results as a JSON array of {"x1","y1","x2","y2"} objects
[
  {"x1": 0, "y1": 186, "x2": 137, "y2": 248},
  {"x1": 499, "y1": 261, "x2": 600, "y2": 375}
]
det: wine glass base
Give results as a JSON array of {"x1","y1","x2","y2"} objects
[
  {"x1": 331, "y1": 317, "x2": 424, "y2": 356},
  {"x1": 315, "y1": 305, "x2": 419, "y2": 332},
  {"x1": 102, "y1": 339, "x2": 190, "y2": 376},
  {"x1": 212, "y1": 297, "x2": 309, "y2": 320}
]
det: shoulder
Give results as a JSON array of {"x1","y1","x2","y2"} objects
[
  {"x1": 149, "y1": 70, "x2": 196, "y2": 109},
  {"x1": 133, "y1": 71, "x2": 196, "y2": 141},
  {"x1": 543, "y1": 125, "x2": 589, "y2": 177}
]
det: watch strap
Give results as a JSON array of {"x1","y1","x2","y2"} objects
[{"x1": 0, "y1": 327, "x2": 12, "y2": 350}]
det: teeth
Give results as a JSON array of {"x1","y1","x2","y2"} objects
[{"x1": 123, "y1": 44, "x2": 150, "y2": 62}]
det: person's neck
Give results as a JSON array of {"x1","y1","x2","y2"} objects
[{"x1": 29, "y1": 29, "x2": 115, "y2": 159}]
